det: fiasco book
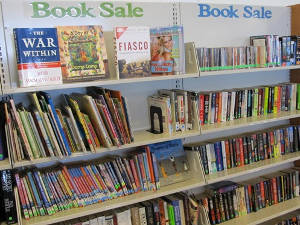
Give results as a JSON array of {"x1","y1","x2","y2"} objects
[
  {"x1": 114, "y1": 26, "x2": 151, "y2": 79},
  {"x1": 57, "y1": 25, "x2": 108, "y2": 82},
  {"x1": 13, "y1": 28, "x2": 62, "y2": 87}
]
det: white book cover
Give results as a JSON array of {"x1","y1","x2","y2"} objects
[
  {"x1": 221, "y1": 140, "x2": 227, "y2": 170},
  {"x1": 117, "y1": 209, "x2": 132, "y2": 225},
  {"x1": 115, "y1": 26, "x2": 151, "y2": 79},
  {"x1": 221, "y1": 91, "x2": 228, "y2": 122},
  {"x1": 139, "y1": 207, "x2": 147, "y2": 225},
  {"x1": 230, "y1": 91, "x2": 236, "y2": 121}
]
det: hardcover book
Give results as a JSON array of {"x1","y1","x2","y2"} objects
[
  {"x1": 56, "y1": 25, "x2": 108, "y2": 82},
  {"x1": 13, "y1": 28, "x2": 62, "y2": 87},
  {"x1": 114, "y1": 26, "x2": 151, "y2": 79}
]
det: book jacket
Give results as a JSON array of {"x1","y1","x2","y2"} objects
[
  {"x1": 13, "y1": 28, "x2": 62, "y2": 87},
  {"x1": 57, "y1": 25, "x2": 108, "y2": 82},
  {"x1": 114, "y1": 26, "x2": 151, "y2": 79}
]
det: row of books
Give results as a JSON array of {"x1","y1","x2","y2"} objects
[
  {"x1": 147, "y1": 83, "x2": 299, "y2": 135},
  {"x1": 0, "y1": 87, "x2": 133, "y2": 162},
  {"x1": 275, "y1": 215, "x2": 300, "y2": 225},
  {"x1": 0, "y1": 170, "x2": 17, "y2": 225},
  {"x1": 15, "y1": 147, "x2": 161, "y2": 220},
  {"x1": 197, "y1": 35, "x2": 298, "y2": 72},
  {"x1": 185, "y1": 125, "x2": 300, "y2": 175},
  {"x1": 58, "y1": 192, "x2": 207, "y2": 225},
  {"x1": 198, "y1": 168, "x2": 300, "y2": 225},
  {"x1": 14, "y1": 25, "x2": 185, "y2": 88}
]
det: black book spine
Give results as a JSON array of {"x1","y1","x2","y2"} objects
[
  {"x1": 276, "y1": 176, "x2": 282, "y2": 203},
  {"x1": 247, "y1": 90, "x2": 252, "y2": 117},
  {"x1": 1, "y1": 170, "x2": 17, "y2": 224},
  {"x1": 232, "y1": 138, "x2": 237, "y2": 167},
  {"x1": 238, "y1": 90, "x2": 243, "y2": 118},
  {"x1": 243, "y1": 136, "x2": 249, "y2": 165},
  {"x1": 227, "y1": 92, "x2": 232, "y2": 121},
  {"x1": 293, "y1": 126, "x2": 299, "y2": 152},
  {"x1": 247, "y1": 136, "x2": 253, "y2": 164},
  {"x1": 234, "y1": 91, "x2": 239, "y2": 119}
]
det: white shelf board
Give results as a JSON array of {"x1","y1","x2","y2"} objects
[
  {"x1": 221, "y1": 197, "x2": 300, "y2": 225},
  {"x1": 0, "y1": 158, "x2": 12, "y2": 170},
  {"x1": 201, "y1": 110, "x2": 300, "y2": 134},
  {"x1": 200, "y1": 65, "x2": 300, "y2": 77},
  {"x1": 13, "y1": 129, "x2": 201, "y2": 168},
  {"x1": 21, "y1": 177, "x2": 205, "y2": 225},
  {"x1": 4, "y1": 73, "x2": 199, "y2": 95},
  {"x1": 206, "y1": 151, "x2": 300, "y2": 184}
]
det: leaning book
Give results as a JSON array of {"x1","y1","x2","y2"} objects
[
  {"x1": 114, "y1": 26, "x2": 151, "y2": 79},
  {"x1": 57, "y1": 25, "x2": 108, "y2": 82},
  {"x1": 13, "y1": 28, "x2": 62, "y2": 87}
]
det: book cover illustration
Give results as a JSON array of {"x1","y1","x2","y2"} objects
[
  {"x1": 57, "y1": 25, "x2": 108, "y2": 82},
  {"x1": 13, "y1": 28, "x2": 62, "y2": 87},
  {"x1": 148, "y1": 139, "x2": 189, "y2": 186},
  {"x1": 150, "y1": 26, "x2": 183, "y2": 75},
  {"x1": 114, "y1": 26, "x2": 151, "y2": 79}
]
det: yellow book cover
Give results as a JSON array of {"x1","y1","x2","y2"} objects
[{"x1": 57, "y1": 25, "x2": 108, "y2": 82}]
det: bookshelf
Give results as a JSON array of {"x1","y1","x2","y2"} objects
[
  {"x1": 0, "y1": 1, "x2": 299, "y2": 225},
  {"x1": 11, "y1": 109, "x2": 300, "y2": 168},
  {"x1": 220, "y1": 197, "x2": 300, "y2": 225}
]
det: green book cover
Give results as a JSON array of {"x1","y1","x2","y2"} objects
[
  {"x1": 167, "y1": 204, "x2": 176, "y2": 225},
  {"x1": 264, "y1": 87, "x2": 269, "y2": 115},
  {"x1": 297, "y1": 84, "x2": 300, "y2": 110},
  {"x1": 253, "y1": 88, "x2": 258, "y2": 117}
]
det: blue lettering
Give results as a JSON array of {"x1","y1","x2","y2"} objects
[
  {"x1": 228, "y1": 6, "x2": 239, "y2": 18},
  {"x1": 243, "y1": 6, "x2": 252, "y2": 18},
  {"x1": 221, "y1": 8, "x2": 229, "y2": 17},
  {"x1": 211, "y1": 8, "x2": 220, "y2": 17},
  {"x1": 198, "y1": 4, "x2": 210, "y2": 17},
  {"x1": 265, "y1": 10, "x2": 272, "y2": 18}
]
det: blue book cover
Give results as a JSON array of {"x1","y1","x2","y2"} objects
[
  {"x1": 148, "y1": 139, "x2": 188, "y2": 180},
  {"x1": 214, "y1": 142, "x2": 223, "y2": 171},
  {"x1": 13, "y1": 28, "x2": 62, "y2": 87},
  {"x1": 171, "y1": 200, "x2": 182, "y2": 225}
]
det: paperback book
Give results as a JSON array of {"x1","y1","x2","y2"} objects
[
  {"x1": 57, "y1": 25, "x2": 108, "y2": 82},
  {"x1": 13, "y1": 28, "x2": 62, "y2": 87},
  {"x1": 114, "y1": 26, "x2": 151, "y2": 79}
]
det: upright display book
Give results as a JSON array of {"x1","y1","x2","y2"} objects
[
  {"x1": 13, "y1": 28, "x2": 62, "y2": 87},
  {"x1": 148, "y1": 139, "x2": 189, "y2": 186},
  {"x1": 57, "y1": 25, "x2": 108, "y2": 82},
  {"x1": 114, "y1": 26, "x2": 151, "y2": 79},
  {"x1": 150, "y1": 26, "x2": 185, "y2": 75}
]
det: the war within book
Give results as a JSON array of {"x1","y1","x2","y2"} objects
[
  {"x1": 57, "y1": 25, "x2": 108, "y2": 82},
  {"x1": 13, "y1": 28, "x2": 62, "y2": 87},
  {"x1": 148, "y1": 139, "x2": 189, "y2": 186},
  {"x1": 150, "y1": 26, "x2": 184, "y2": 75},
  {"x1": 114, "y1": 26, "x2": 151, "y2": 79}
]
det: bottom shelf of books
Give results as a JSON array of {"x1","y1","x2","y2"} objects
[
  {"x1": 20, "y1": 177, "x2": 206, "y2": 225},
  {"x1": 221, "y1": 197, "x2": 300, "y2": 225}
]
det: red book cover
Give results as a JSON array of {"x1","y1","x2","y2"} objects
[
  {"x1": 225, "y1": 140, "x2": 231, "y2": 169},
  {"x1": 145, "y1": 146, "x2": 155, "y2": 187},
  {"x1": 277, "y1": 86, "x2": 281, "y2": 113},
  {"x1": 158, "y1": 199, "x2": 166, "y2": 225},
  {"x1": 218, "y1": 92, "x2": 222, "y2": 123},
  {"x1": 130, "y1": 158, "x2": 141, "y2": 191},
  {"x1": 272, "y1": 177, "x2": 278, "y2": 204},
  {"x1": 247, "y1": 185, "x2": 253, "y2": 212},
  {"x1": 199, "y1": 94, "x2": 205, "y2": 125},
  {"x1": 215, "y1": 92, "x2": 219, "y2": 123},
  {"x1": 239, "y1": 138, "x2": 245, "y2": 166},
  {"x1": 260, "y1": 181, "x2": 265, "y2": 207}
]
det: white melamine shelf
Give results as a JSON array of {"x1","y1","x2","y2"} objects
[
  {"x1": 4, "y1": 73, "x2": 199, "y2": 95},
  {"x1": 221, "y1": 197, "x2": 300, "y2": 225},
  {"x1": 13, "y1": 110, "x2": 300, "y2": 168},
  {"x1": 0, "y1": 158, "x2": 11, "y2": 170},
  {"x1": 201, "y1": 110, "x2": 300, "y2": 134},
  {"x1": 206, "y1": 151, "x2": 300, "y2": 184},
  {"x1": 200, "y1": 65, "x2": 300, "y2": 77},
  {"x1": 21, "y1": 177, "x2": 205, "y2": 225},
  {"x1": 13, "y1": 129, "x2": 201, "y2": 168}
]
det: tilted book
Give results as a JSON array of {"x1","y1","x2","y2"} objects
[
  {"x1": 13, "y1": 28, "x2": 62, "y2": 87},
  {"x1": 57, "y1": 25, "x2": 108, "y2": 82},
  {"x1": 114, "y1": 26, "x2": 151, "y2": 79}
]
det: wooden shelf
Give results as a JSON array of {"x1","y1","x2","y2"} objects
[
  {"x1": 200, "y1": 65, "x2": 300, "y2": 77},
  {"x1": 206, "y1": 151, "x2": 300, "y2": 184},
  {"x1": 0, "y1": 158, "x2": 12, "y2": 170},
  {"x1": 3, "y1": 73, "x2": 199, "y2": 95},
  {"x1": 21, "y1": 177, "x2": 205, "y2": 225},
  {"x1": 201, "y1": 110, "x2": 300, "y2": 134},
  {"x1": 220, "y1": 197, "x2": 300, "y2": 225}
]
